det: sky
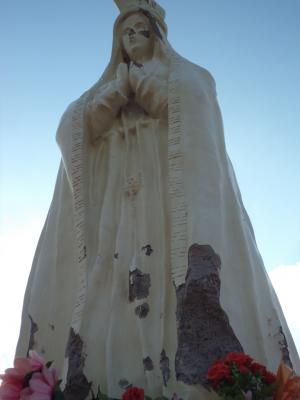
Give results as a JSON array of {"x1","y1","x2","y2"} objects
[{"x1": 0, "y1": 0, "x2": 300, "y2": 373}]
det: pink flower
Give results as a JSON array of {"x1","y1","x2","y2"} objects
[
  {"x1": 29, "y1": 367, "x2": 58, "y2": 400},
  {"x1": 0, "y1": 352, "x2": 45, "y2": 400},
  {"x1": 28, "y1": 351, "x2": 45, "y2": 371},
  {"x1": 0, "y1": 357, "x2": 33, "y2": 400},
  {"x1": 242, "y1": 390, "x2": 253, "y2": 400}
]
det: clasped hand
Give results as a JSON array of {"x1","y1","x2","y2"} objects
[{"x1": 116, "y1": 62, "x2": 145, "y2": 98}]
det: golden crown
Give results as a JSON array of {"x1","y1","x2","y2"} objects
[{"x1": 114, "y1": 0, "x2": 166, "y2": 22}]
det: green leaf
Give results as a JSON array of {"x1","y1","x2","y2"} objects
[{"x1": 53, "y1": 387, "x2": 65, "y2": 400}]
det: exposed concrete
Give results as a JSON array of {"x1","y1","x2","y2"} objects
[
  {"x1": 143, "y1": 356, "x2": 154, "y2": 371},
  {"x1": 129, "y1": 269, "x2": 151, "y2": 302},
  {"x1": 279, "y1": 326, "x2": 293, "y2": 370},
  {"x1": 175, "y1": 244, "x2": 243, "y2": 385},
  {"x1": 135, "y1": 303, "x2": 150, "y2": 318},
  {"x1": 27, "y1": 315, "x2": 38, "y2": 356},
  {"x1": 64, "y1": 328, "x2": 91, "y2": 400},
  {"x1": 160, "y1": 349, "x2": 171, "y2": 387}
]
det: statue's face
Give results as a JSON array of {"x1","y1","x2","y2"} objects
[{"x1": 121, "y1": 13, "x2": 155, "y2": 62}]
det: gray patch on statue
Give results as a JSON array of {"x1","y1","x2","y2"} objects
[
  {"x1": 278, "y1": 326, "x2": 293, "y2": 369},
  {"x1": 64, "y1": 328, "x2": 92, "y2": 400},
  {"x1": 119, "y1": 379, "x2": 131, "y2": 390},
  {"x1": 49, "y1": 323, "x2": 55, "y2": 331},
  {"x1": 175, "y1": 244, "x2": 244, "y2": 386},
  {"x1": 141, "y1": 244, "x2": 153, "y2": 256},
  {"x1": 27, "y1": 315, "x2": 38, "y2": 355},
  {"x1": 129, "y1": 269, "x2": 151, "y2": 302},
  {"x1": 143, "y1": 356, "x2": 154, "y2": 371},
  {"x1": 160, "y1": 349, "x2": 171, "y2": 386},
  {"x1": 135, "y1": 303, "x2": 150, "y2": 318}
]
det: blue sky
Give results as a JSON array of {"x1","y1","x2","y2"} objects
[{"x1": 0, "y1": 0, "x2": 300, "y2": 368}]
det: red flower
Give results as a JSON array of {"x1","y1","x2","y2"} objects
[
  {"x1": 122, "y1": 387, "x2": 144, "y2": 400},
  {"x1": 264, "y1": 371, "x2": 277, "y2": 384},
  {"x1": 225, "y1": 353, "x2": 253, "y2": 367},
  {"x1": 250, "y1": 362, "x2": 267, "y2": 376},
  {"x1": 207, "y1": 363, "x2": 231, "y2": 383},
  {"x1": 239, "y1": 365, "x2": 250, "y2": 375}
]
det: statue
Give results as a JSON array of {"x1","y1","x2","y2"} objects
[{"x1": 16, "y1": 1, "x2": 300, "y2": 399}]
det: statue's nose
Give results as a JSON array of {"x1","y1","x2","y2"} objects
[{"x1": 128, "y1": 28, "x2": 136, "y2": 39}]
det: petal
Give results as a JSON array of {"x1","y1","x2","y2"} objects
[
  {"x1": 31, "y1": 393, "x2": 51, "y2": 400},
  {"x1": 20, "y1": 387, "x2": 33, "y2": 400},
  {"x1": 29, "y1": 351, "x2": 45, "y2": 370},
  {"x1": 14, "y1": 358, "x2": 32, "y2": 375},
  {"x1": 30, "y1": 377, "x2": 51, "y2": 394},
  {"x1": 41, "y1": 367, "x2": 57, "y2": 387},
  {"x1": 0, "y1": 383, "x2": 21, "y2": 397}
]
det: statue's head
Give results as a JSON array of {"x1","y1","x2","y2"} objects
[{"x1": 120, "y1": 12, "x2": 155, "y2": 63}]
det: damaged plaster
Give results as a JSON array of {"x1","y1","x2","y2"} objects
[
  {"x1": 175, "y1": 244, "x2": 243, "y2": 385},
  {"x1": 142, "y1": 244, "x2": 154, "y2": 256},
  {"x1": 64, "y1": 328, "x2": 91, "y2": 400},
  {"x1": 278, "y1": 326, "x2": 293, "y2": 370},
  {"x1": 129, "y1": 269, "x2": 151, "y2": 302},
  {"x1": 160, "y1": 349, "x2": 171, "y2": 386},
  {"x1": 143, "y1": 356, "x2": 154, "y2": 371},
  {"x1": 27, "y1": 315, "x2": 38, "y2": 356},
  {"x1": 135, "y1": 303, "x2": 150, "y2": 318}
]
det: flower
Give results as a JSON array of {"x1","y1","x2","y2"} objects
[
  {"x1": 225, "y1": 352, "x2": 253, "y2": 367},
  {"x1": 207, "y1": 363, "x2": 231, "y2": 383},
  {"x1": 0, "y1": 352, "x2": 41, "y2": 400},
  {"x1": 263, "y1": 371, "x2": 277, "y2": 384},
  {"x1": 122, "y1": 386, "x2": 144, "y2": 400},
  {"x1": 242, "y1": 390, "x2": 253, "y2": 400},
  {"x1": 28, "y1": 351, "x2": 45, "y2": 371},
  {"x1": 250, "y1": 362, "x2": 267, "y2": 376},
  {"x1": 29, "y1": 367, "x2": 58, "y2": 400},
  {"x1": 275, "y1": 362, "x2": 300, "y2": 400},
  {"x1": 238, "y1": 365, "x2": 250, "y2": 375}
]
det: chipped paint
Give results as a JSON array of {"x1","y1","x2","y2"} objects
[
  {"x1": 160, "y1": 349, "x2": 171, "y2": 386},
  {"x1": 64, "y1": 328, "x2": 91, "y2": 400},
  {"x1": 278, "y1": 326, "x2": 293, "y2": 369},
  {"x1": 143, "y1": 356, "x2": 154, "y2": 371},
  {"x1": 175, "y1": 244, "x2": 243, "y2": 385},
  {"x1": 129, "y1": 269, "x2": 151, "y2": 302},
  {"x1": 141, "y1": 244, "x2": 153, "y2": 256},
  {"x1": 27, "y1": 315, "x2": 38, "y2": 355},
  {"x1": 135, "y1": 303, "x2": 150, "y2": 318}
]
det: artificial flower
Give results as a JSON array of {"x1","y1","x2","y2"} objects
[{"x1": 122, "y1": 386, "x2": 145, "y2": 400}]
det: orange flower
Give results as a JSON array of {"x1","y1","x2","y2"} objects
[{"x1": 274, "y1": 362, "x2": 300, "y2": 400}]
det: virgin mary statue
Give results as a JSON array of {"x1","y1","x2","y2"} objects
[{"x1": 16, "y1": 1, "x2": 299, "y2": 399}]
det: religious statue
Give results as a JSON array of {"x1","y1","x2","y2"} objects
[{"x1": 16, "y1": 1, "x2": 299, "y2": 399}]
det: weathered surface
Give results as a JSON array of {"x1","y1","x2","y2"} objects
[
  {"x1": 135, "y1": 303, "x2": 150, "y2": 318},
  {"x1": 160, "y1": 349, "x2": 171, "y2": 387},
  {"x1": 64, "y1": 328, "x2": 91, "y2": 400},
  {"x1": 129, "y1": 269, "x2": 151, "y2": 302},
  {"x1": 279, "y1": 326, "x2": 293, "y2": 369},
  {"x1": 27, "y1": 315, "x2": 38, "y2": 355},
  {"x1": 175, "y1": 244, "x2": 243, "y2": 385},
  {"x1": 143, "y1": 356, "x2": 154, "y2": 371},
  {"x1": 141, "y1": 244, "x2": 154, "y2": 256}
]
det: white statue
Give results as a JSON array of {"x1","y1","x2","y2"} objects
[{"x1": 16, "y1": 1, "x2": 300, "y2": 399}]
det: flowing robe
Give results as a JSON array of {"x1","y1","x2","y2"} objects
[{"x1": 16, "y1": 52, "x2": 300, "y2": 400}]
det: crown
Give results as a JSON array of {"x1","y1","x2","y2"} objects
[{"x1": 114, "y1": 0, "x2": 166, "y2": 23}]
